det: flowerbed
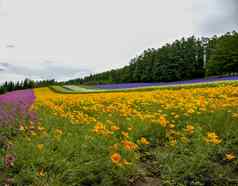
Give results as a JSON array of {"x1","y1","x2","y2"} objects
[{"x1": 1, "y1": 84, "x2": 238, "y2": 185}]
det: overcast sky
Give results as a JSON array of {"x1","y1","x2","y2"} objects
[{"x1": 0, "y1": 0, "x2": 237, "y2": 83}]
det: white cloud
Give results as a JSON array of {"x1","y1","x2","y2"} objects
[
  {"x1": 0, "y1": 0, "x2": 237, "y2": 82},
  {"x1": 0, "y1": 60, "x2": 91, "y2": 83}
]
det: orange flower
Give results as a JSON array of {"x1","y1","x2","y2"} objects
[
  {"x1": 185, "y1": 124, "x2": 194, "y2": 135},
  {"x1": 199, "y1": 96, "x2": 206, "y2": 108},
  {"x1": 159, "y1": 115, "x2": 167, "y2": 127},
  {"x1": 93, "y1": 123, "x2": 105, "y2": 133},
  {"x1": 111, "y1": 153, "x2": 121, "y2": 164},
  {"x1": 29, "y1": 123, "x2": 35, "y2": 130},
  {"x1": 225, "y1": 152, "x2": 236, "y2": 161},
  {"x1": 121, "y1": 131, "x2": 129, "y2": 138},
  {"x1": 122, "y1": 140, "x2": 138, "y2": 151},
  {"x1": 111, "y1": 125, "x2": 120, "y2": 131},
  {"x1": 140, "y1": 137, "x2": 150, "y2": 145}
]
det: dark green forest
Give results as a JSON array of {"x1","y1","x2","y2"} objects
[
  {"x1": 68, "y1": 31, "x2": 238, "y2": 84},
  {"x1": 0, "y1": 79, "x2": 57, "y2": 94}
]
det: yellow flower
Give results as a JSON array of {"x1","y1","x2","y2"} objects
[
  {"x1": 55, "y1": 128, "x2": 63, "y2": 135},
  {"x1": 37, "y1": 168, "x2": 45, "y2": 177},
  {"x1": 180, "y1": 136, "x2": 189, "y2": 144},
  {"x1": 54, "y1": 128, "x2": 63, "y2": 139},
  {"x1": 187, "y1": 108, "x2": 195, "y2": 114},
  {"x1": 122, "y1": 159, "x2": 131, "y2": 165},
  {"x1": 140, "y1": 137, "x2": 150, "y2": 145},
  {"x1": 205, "y1": 132, "x2": 222, "y2": 144},
  {"x1": 225, "y1": 152, "x2": 236, "y2": 161},
  {"x1": 31, "y1": 131, "x2": 37, "y2": 136},
  {"x1": 128, "y1": 127, "x2": 133, "y2": 131},
  {"x1": 36, "y1": 144, "x2": 44, "y2": 151},
  {"x1": 19, "y1": 125, "x2": 25, "y2": 131},
  {"x1": 169, "y1": 124, "x2": 175, "y2": 129},
  {"x1": 170, "y1": 139, "x2": 177, "y2": 146},
  {"x1": 111, "y1": 153, "x2": 121, "y2": 164},
  {"x1": 38, "y1": 126, "x2": 46, "y2": 131},
  {"x1": 232, "y1": 113, "x2": 238, "y2": 118}
]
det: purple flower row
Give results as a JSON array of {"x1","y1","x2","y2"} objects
[
  {"x1": 0, "y1": 89, "x2": 36, "y2": 127},
  {"x1": 96, "y1": 76, "x2": 238, "y2": 89}
]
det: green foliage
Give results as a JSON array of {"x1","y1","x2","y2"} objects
[
  {"x1": 80, "y1": 37, "x2": 205, "y2": 84},
  {"x1": 157, "y1": 110, "x2": 238, "y2": 185},
  {"x1": 5, "y1": 108, "x2": 136, "y2": 186},
  {"x1": 206, "y1": 31, "x2": 238, "y2": 76}
]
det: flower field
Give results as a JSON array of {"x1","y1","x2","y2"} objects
[
  {"x1": 52, "y1": 78, "x2": 238, "y2": 94},
  {"x1": 1, "y1": 83, "x2": 238, "y2": 185},
  {"x1": 0, "y1": 90, "x2": 36, "y2": 127},
  {"x1": 95, "y1": 76, "x2": 238, "y2": 89}
]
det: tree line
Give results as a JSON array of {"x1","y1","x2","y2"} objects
[
  {"x1": 206, "y1": 31, "x2": 238, "y2": 76},
  {"x1": 0, "y1": 79, "x2": 57, "y2": 94},
  {"x1": 71, "y1": 31, "x2": 238, "y2": 84}
]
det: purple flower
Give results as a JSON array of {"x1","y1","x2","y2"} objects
[
  {"x1": 0, "y1": 89, "x2": 36, "y2": 127},
  {"x1": 96, "y1": 76, "x2": 238, "y2": 89},
  {"x1": 4, "y1": 154, "x2": 16, "y2": 168}
]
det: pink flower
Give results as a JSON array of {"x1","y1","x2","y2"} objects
[{"x1": 4, "y1": 154, "x2": 16, "y2": 168}]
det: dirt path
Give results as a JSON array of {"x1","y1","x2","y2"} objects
[{"x1": 130, "y1": 150, "x2": 161, "y2": 186}]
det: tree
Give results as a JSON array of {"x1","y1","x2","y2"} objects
[{"x1": 206, "y1": 31, "x2": 238, "y2": 76}]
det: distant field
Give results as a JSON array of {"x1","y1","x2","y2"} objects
[
  {"x1": 63, "y1": 85, "x2": 101, "y2": 92},
  {"x1": 51, "y1": 80, "x2": 238, "y2": 94},
  {"x1": 51, "y1": 85, "x2": 106, "y2": 93},
  {"x1": 95, "y1": 76, "x2": 238, "y2": 89}
]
